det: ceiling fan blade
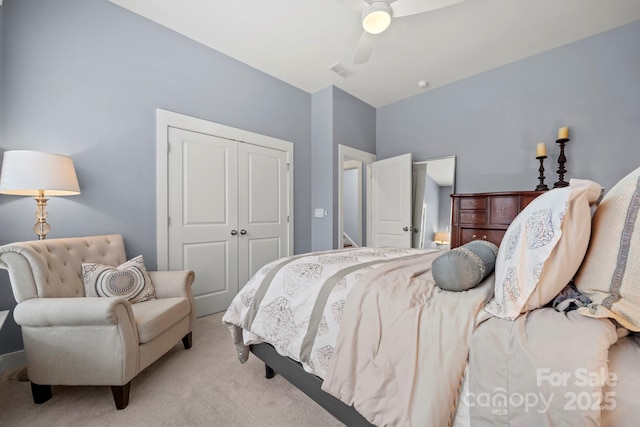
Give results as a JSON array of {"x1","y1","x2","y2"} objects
[
  {"x1": 335, "y1": 0, "x2": 370, "y2": 13},
  {"x1": 353, "y1": 31, "x2": 375, "y2": 65},
  {"x1": 391, "y1": 0, "x2": 463, "y2": 18}
]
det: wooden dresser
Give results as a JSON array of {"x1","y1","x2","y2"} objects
[{"x1": 450, "y1": 191, "x2": 545, "y2": 248}]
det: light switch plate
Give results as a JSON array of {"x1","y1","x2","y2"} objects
[{"x1": 314, "y1": 208, "x2": 325, "y2": 218}]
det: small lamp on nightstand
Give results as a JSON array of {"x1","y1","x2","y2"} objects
[
  {"x1": 434, "y1": 231, "x2": 450, "y2": 251},
  {"x1": 0, "y1": 150, "x2": 80, "y2": 240}
]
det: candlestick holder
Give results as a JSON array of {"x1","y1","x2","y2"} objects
[
  {"x1": 553, "y1": 137, "x2": 570, "y2": 188},
  {"x1": 535, "y1": 155, "x2": 549, "y2": 191}
]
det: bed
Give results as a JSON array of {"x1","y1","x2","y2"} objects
[{"x1": 222, "y1": 168, "x2": 640, "y2": 427}]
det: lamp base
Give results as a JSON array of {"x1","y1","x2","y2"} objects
[{"x1": 34, "y1": 192, "x2": 51, "y2": 240}]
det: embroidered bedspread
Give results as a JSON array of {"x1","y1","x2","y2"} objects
[{"x1": 222, "y1": 246, "x2": 431, "y2": 379}]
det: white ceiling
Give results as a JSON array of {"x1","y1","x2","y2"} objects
[{"x1": 109, "y1": 0, "x2": 640, "y2": 107}]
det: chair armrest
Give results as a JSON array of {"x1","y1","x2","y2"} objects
[
  {"x1": 13, "y1": 297, "x2": 135, "y2": 327},
  {"x1": 148, "y1": 270, "x2": 195, "y2": 299}
]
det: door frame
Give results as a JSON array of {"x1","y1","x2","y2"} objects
[
  {"x1": 337, "y1": 145, "x2": 376, "y2": 249},
  {"x1": 156, "y1": 108, "x2": 294, "y2": 270}
]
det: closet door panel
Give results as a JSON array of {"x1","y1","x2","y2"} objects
[
  {"x1": 237, "y1": 143, "x2": 289, "y2": 288},
  {"x1": 168, "y1": 127, "x2": 239, "y2": 316}
]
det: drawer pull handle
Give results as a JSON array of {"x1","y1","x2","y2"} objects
[
  {"x1": 482, "y1": 235, "x2": 487, "y2": 240},
  {"x1": 472, "y1": 234, "x2": 476, "y2": 239},
  {"x1": 472, "y1": 234, "x2": 488, "y2": 240}
]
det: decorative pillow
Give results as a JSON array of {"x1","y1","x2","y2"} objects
[
  {"x1": 82, "y1": 255, "x2": 156, "y2": 304},
  {"x1": 432, "y1": 240, "x2": 498, "y2": 292},
  {"x1": 575, "y1": 166, "x2": 640, "y2": 331},
  {"x1": 485, "y1": 179, "x2": 603, "y2": 319}
]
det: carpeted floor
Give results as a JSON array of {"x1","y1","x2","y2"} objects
[{"x1": 0, "y1": 312, "x2": 344, "y2": 427}]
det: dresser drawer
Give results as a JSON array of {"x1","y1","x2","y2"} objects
[
  {"x1": 490, "y1": 196, "x2": 518, "y2": 224},
  {"x1": 459, "y1": 198, "x2": 487, "y2": 210},
  {"x1": 459, "y1": 211, "x2": 487, "y2": 224},
  {"x1": 460, "y1": 228, "x2": 506, "y2": 248}
]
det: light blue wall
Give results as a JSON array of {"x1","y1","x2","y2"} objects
[
  {"x1": 312, "y1": 86, "x2": 376, "y2": 251},
  {"x1": 423, "y1": 174, "x2": 440, "y2": 249},
  {"x1": 331, "y1": 87, "x2": 376, "y2": 249},
  {"x1": 377, "y1": 21, "x2": 640, "y2": 194},
  {"x1": 0, "y1": 2, "x2": 12, "y2": 350},
  {"x1": 438, "y1": 185, "x2": 453, "y2": 231},
  {"x1": 311, "y1": 88, "x2": 333, "y2": 251},
  {"x1": 0, "y1": 0, "x2": 312, "y2": 354}
]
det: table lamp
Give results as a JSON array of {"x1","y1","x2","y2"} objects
[
  {"x1": 0, "y1": 150, "x2": 80, "y2": 240},
  {"x1": 434, "y1": 231, "x2": 450, "y2": 250}
]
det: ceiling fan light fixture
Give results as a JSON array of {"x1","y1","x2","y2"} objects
[{"x1": 362, "y1": 2, "x2": 392, "y2": 35}]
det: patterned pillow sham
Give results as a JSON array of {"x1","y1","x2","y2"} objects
[
  {"x1": 575, "y1": 166, "x2": 640, "y2": 331},
  {"x1": 485, "y1": 179, "x2": 603, "y2": 319},
  {"x1": 432, "y1": 240, "x2": 498, "y2": 292},
  {"x1": 82, "y1": 255, "x2": 156, "y2": 304}
]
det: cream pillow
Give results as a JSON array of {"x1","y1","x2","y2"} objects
[
  {"x1": 82, "y1": 255, "x2": 156, "y2": 304},
  {"x1": 576, "y1": 166, "x2": 640, "y2": 331},
  {"x1": 485, "y1": 179, "x2": 602, "y2": 319}
]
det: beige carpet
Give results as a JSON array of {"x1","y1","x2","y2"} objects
[{"x1": 0, "y1": 312, "x2": 344, "y2": 427}]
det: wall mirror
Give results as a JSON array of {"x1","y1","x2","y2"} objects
[
  {"x1": 411, "y1": 155, "x2": 456, "y2": 250},
  {"x1": 339, "y1": 148, "x2": 456, "y2": 250}
]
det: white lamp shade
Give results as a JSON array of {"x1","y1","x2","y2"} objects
[{"x1": 0, "y1": 150, "x2": 80, "y2": 196}]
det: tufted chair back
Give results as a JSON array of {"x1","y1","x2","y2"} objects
[{"x1": 0, "y1": 234, "x2": 126, "y2": 302}]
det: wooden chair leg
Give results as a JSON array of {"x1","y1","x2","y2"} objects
[
  {"x1": 182, "y1": 332, "x2": 193, "y2": 349},
  {"x1": 265, "y1": 364, "x2": 275, "y2": 379},
  {"x1": 30, "y1": 382, "x2": 52, "y2": 404},
  {"x1": 111, "y1": 382, "x2": 131, "y2": 410}
]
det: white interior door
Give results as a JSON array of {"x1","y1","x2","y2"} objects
[
  {"x1": 370, "y1": 153, "x2": 413, "y2": 248},
  {"x1": 237, "y1": 143, "x2": 289, "y2": 288},
  {"x1": 168, "y1": 127, "x2": 239, "y2": 316}
]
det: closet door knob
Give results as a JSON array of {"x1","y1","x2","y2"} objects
[
  {"x1": 403, "y1": 226, "x2": 409, "y2": 232},
  {"x1": 240, "y1": 229, "x2": 247, "y2": 235},
  {"x1": 231, "y1": 230, "x2": 238, "y2": 236}
]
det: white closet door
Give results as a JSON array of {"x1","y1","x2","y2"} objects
[
  {"x1": 237, "y1": 143, "x2": 289, "y2": 288},
  {"x1": 168, "y1": 127, "x2": 239, "y2": 316},
  {"x1": 370, "y1": 153, "x2": 413, "y2": 248}
]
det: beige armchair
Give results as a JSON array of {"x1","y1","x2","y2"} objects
[{"x1": 0, "y1": 234, "x2": 195, "y2": 409}]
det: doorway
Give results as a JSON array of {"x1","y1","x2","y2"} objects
[{"x1": 337, "y1": 145, "x2": 376, "y2": 249}]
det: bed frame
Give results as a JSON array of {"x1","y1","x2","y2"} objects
[{"x1": 250, "y1": 343, "x2": 374, "y2": 426}]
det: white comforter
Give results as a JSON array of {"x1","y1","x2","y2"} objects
[
  {"x1": 222, "y1": 246, "x2": 431, "y2": 378},
  {"x1": 223, "y1": 246, "x2": 495, "y2": 426}
]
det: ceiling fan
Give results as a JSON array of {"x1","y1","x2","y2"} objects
[{"x1": 336, "y1": 0, "x2": 464, "y2": 64}]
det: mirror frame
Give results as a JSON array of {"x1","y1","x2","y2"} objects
[{"x1": 412, "y1": 155, "x2": 457, "y2": 249}]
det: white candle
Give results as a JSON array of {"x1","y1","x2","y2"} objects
[
  {"x1": 558, "y1": 127, "x2": 569, "y2": 139},
  {"x1": 536, "y1": 142, "x2": 546, "y2": 157}
]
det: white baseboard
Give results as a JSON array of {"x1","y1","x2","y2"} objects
[{"x1": 0, "y1": 349, "x2": 26, "y2": 374}]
